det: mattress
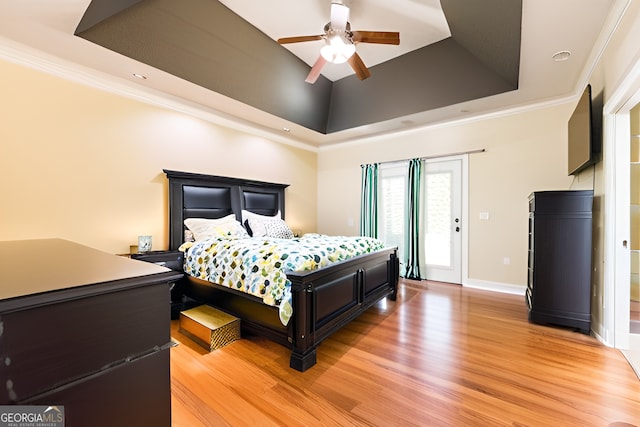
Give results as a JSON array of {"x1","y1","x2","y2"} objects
[{"x1": 180, "y1": 233, "x2": 385, "y2": 325}]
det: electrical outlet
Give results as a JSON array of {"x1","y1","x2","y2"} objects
[
  {"x1": 479, "y1": 212, "x2": 490, "y2": 220},
  {"x1": 503, "y1": 257, "x2": 510, "y2": 265}
]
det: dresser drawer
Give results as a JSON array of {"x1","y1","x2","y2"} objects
[
  {"x1": 26, "y1": 349, "x2": 171, "y2": 427},
  {"x1": 0, "y1": 284, "x2": 170, "y2": 403}
]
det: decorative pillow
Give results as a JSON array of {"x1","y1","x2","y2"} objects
[
  {"x1": 264, "y1": 219, "x2": 295, "y2": 239},
  {"x1": 241, "y1": 210, "x2": 281, "y2": 236},
  {"x1": 248, "y1": 217, "x2": 294, "y2": 239},
  {"x1": 184, "y1": 215, "x2": 249, "y2": 241}
]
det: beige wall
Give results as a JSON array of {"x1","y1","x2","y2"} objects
[
  {"x1": 317, "y1": 105, "x2": 575, "y2": 288},
  {"x1": 0, "y1": 59, "x2": 318, "y2": 254}
]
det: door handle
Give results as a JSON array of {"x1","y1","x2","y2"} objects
[{"x1": 455, "y1": 226, "x2": 460, "y2": 232}]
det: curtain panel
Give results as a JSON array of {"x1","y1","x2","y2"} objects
[
  {"x1": 360, "y1": 163, "x2": 379, "y2": 238},
  {"x1": 404, "y1": 159, "x2": 422, "y2": 279}
]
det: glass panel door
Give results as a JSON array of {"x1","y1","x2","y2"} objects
[{"x1": 421, "y1": 159, "x2": 462, "y2": 283}]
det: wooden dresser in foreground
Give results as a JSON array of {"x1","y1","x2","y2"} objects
[{"x1": 0, "y1": 239, "x2": 182, "y2": 427}]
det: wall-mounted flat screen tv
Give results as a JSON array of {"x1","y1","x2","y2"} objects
[{"x1": 568, "y1": 84, "x2": 601, "y2": 175}]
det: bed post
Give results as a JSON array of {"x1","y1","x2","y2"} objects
[
  {"x1": 289, "y1": 281, "x2": 316, "y2": 372},
  {"x1": 389, "y1": 250, "x2": 399, "y2": 301}
]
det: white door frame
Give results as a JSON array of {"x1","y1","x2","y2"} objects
[{"x1": 604, "y1": 57, "x2": 640, "y2": 349}]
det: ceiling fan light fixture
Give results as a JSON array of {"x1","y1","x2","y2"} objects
[
  {"x1": 320, "y1": 35, "x2": 355, "y2": 64},
  {"x1": 277, "y1": 2, "x2": 399, "y2": 82}
]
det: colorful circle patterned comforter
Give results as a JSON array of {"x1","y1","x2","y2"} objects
[{"x1": 180, "y1": 233, "x2": 386, "y2": 325}]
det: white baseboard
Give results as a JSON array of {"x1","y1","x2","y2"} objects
[
  {"x1": 463, "y1": 279, "x2": 526, "y2": 296},
  {"x1": 592, "y1": 328, "x2": 612, "y2": 347}
]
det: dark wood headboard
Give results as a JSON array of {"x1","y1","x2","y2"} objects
[{"x1": 163, "y1": 169, "x2": 289, "y2": 250}]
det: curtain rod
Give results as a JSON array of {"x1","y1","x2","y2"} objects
[{"x1": 361, "y1": 148, "x2": 485, "y2": 167}]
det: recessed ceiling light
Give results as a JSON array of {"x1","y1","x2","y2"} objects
[
  {"x1": 282, "y1": 127, "x2": 291, "y2": 132},
  {"x1": 132, "y1": 73, "x2": 147, "y2": 80},
  {"x1": 552, "y1": 51, "x2": 571, "y2": 62}
]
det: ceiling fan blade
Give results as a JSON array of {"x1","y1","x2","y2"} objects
[
  {"x1": 277, "y1": 35, "x2": 323, "y2": 44},
  {"x1": 348, "y1": 52, "x2": 371, "y2": 80},
  {"x1": 352, "y1": 31, "x2": 400, "y2": 45},
  {"x1": 330, "y1": 2, "x2": 349, "y2": 31},
  {"x1": 305, "y1": 56, "x2": 328, "y2": 84}
]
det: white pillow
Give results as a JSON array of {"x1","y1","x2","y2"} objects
[
  {"x1": 184, "y1": 215, "x2": 248, "y2": 241},
  {"x1": 248, "y1": 217, "x2": 294, "y2": 239}
]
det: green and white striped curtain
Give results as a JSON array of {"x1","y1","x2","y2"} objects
[
  {"x1": 404, "y1": 158, "x2": 422, "y2": 279},
  {"x1": 360, "y1": 163, "x2": 379, "y2": 238}
]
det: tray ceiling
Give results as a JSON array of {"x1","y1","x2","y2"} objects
[
  {"x1": 76, "y1": 0, "x2": 521, "y2": 135},
  {"x1": 0, "y1": 0, "x2": 623, "y2": 146}
]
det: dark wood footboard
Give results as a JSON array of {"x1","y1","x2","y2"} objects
[
  {"x1": 287, "y1": 247, "x2": 399, "y2": 371},
  {"x1": 182, "y1": 247, "x2": 399, "y2": 371}
]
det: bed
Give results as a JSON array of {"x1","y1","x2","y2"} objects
[{"x1": 164, "y1": 169, "x2": 399, "y2": 371}]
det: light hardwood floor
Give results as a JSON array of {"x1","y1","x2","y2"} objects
[{"x1": 170, "y1": 280, "x2": 640, "y2": 426}]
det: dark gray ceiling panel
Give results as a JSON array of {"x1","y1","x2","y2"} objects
[
  {"x1": 441, "y1": 0, "x2": 522, "y2": 87},
  {"x1": 326, "y1": 38, "x2": 516, "y2": 133},
  {"x1": 76, "y1": 0, "x2": 332, "y2": 133},
  {"x1": 75, "y1": 0, "x2": 144, "y2": 34}
]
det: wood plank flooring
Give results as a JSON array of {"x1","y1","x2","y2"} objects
[{"x1": 170, "y1": 280, "x2": 640, "y2": 426}]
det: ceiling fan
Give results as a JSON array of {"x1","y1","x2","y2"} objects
[{"x1": 277, "y1": 1, "x2": 400, "y2": 84}]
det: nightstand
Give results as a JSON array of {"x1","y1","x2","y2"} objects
[{"x1": 131, "y1": 250, "x2": 186, "y2": 319}]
